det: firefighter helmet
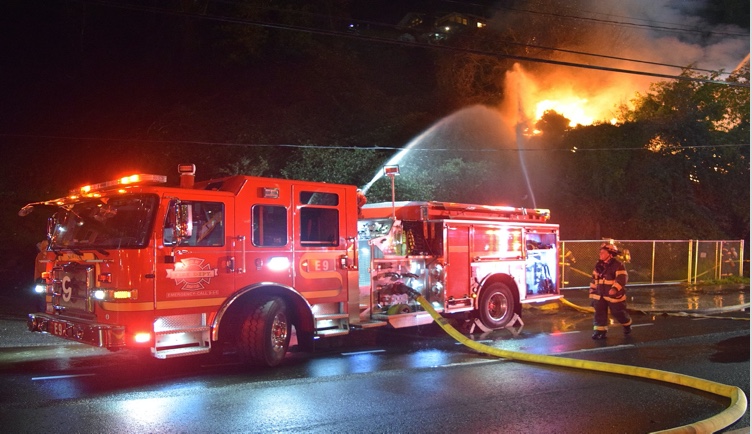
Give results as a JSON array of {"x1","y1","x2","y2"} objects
[{"x1": 600, "y1": 242, "x2": 620, "y2": 256}]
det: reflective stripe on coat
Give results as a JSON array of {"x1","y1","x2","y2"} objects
[{"x1": 589, "y1": 258, "x2": 628, "y2": 303}]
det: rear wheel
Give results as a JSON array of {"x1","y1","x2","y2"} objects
[
  {"x1": 478, "y1": 283, "x2": 516, "y2": 329},
  {"x1": 239, "y1": 296, "x2": 290, "y2": 367}
]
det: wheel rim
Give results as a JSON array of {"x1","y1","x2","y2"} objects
[
  {"x1": 487, "y1": 292, "x2": 509, "y2": 321},
  {"x1": 270, "y1": 312, "x2": 289, "y2": 353}
]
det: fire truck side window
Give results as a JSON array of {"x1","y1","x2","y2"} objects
[
  {"x1": 300, "y1": 191, "x2": 339, "y2": 206},
  {"x1": 164, "y1": 201, "x2": 225, "y2": 247},
  {"x1": 526, "y1": 233, "x2": 556, "y2": 250},
  {"x1": 252, "y1": 205, "x2": 288, "y2": 247},
  {"x1": 299, "y1": 191, "x2": 340, "y2": 246},
  {"x1": 300, "y1": 208, "x2": 339, "y2": 246}
]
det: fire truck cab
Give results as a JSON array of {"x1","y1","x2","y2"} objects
[{"x1": 23, "y1": 166, "x2": 560, "y2": 367}]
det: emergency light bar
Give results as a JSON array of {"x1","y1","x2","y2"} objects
[{"x1": 72, "y1": 174, "x2": 167, "y2": 196}]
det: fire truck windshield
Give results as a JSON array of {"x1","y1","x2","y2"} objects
[{"x1": 49, "y1": 194, "x2": 159, "y2": 250}]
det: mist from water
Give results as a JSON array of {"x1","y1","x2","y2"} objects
[
  {"x1": 506, "y1": 63, "x2": 538, "y2": 208},
  {"x1": 361, "y1": 69, "x2": 542, "y2": 207},
  {"x1": 515, "y1": 96, "x2": 537, "y2": 208},
  {"x1": 360, "y1": 105, "x2": 518, "y2": 196}
]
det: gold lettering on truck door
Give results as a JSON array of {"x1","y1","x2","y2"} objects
[{"x1": 298, "y1": 253, "x2": 343, "y2": 286}]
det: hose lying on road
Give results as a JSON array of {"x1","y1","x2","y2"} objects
[{"x1": 415, "y1": 295, "x2": 748, "y2": 434}]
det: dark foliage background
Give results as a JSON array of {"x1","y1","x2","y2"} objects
[{"x1": 1, "y1": 0, "x2": 749, "y2": 290}]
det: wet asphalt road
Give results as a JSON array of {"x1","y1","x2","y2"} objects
[{"x1": 0, "y1": 286, "x2": 748, "y2": 433}]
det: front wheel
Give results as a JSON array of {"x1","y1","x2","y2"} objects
[
  {"x1": 239, "y1": 296, "x2": 291, "y2": 367},
  {"x1": 478, "y1": 282, "x2": 516, "y2": 330}
]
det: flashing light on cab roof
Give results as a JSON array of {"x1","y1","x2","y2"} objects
[{"x1": 72, "y1": 174, "x2": 167, "y2": 196}]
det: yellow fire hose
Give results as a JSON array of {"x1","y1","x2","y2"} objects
[{"x1": 415, "y1": 295, "x2": 748, "y2": 434}]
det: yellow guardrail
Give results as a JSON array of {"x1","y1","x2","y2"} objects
[{"x1": 415, "y1": 295, "x2": 748, "y2": 434}]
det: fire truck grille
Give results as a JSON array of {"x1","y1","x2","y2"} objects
[{"x1": 51, "y1": 263, "x2": 96, "y2": 314}]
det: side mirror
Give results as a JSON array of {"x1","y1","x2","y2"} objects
[{"x1": 18, "y1": 204, "x2": 34, "y2": 217}]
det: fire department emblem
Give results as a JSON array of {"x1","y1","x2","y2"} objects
[{"x1": 166, "y1": 258, "x2": 218, "y2": 290}]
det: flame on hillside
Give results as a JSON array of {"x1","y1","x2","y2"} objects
[
  {"x1": 503, "y1": 63, "x2": 638, "y2": 132},
  {"x1": 491, "y1": 0, "x2": 748, "y2": 136},
  {"x1": 535, "y1": 98, "x2": 596, "y2": 127}
]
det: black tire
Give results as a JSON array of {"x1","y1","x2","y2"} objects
[
  {"x1": 239, "y1": 296, "x2": 290, "y2": 367},
  {"x1": 478, "y1": 282, "x2": 516, "y2": 330}
]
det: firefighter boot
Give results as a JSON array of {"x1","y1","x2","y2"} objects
[
  {"x1": 623, "y1": 325, "x2": 632, "y2": 336},
  {"x1": 591, "y1": 330, "x2": 607, "y2": 340}
]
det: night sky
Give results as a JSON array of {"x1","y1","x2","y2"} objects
[{"x1": 1, "y1": 0, "x2": 748, "y2": 260}]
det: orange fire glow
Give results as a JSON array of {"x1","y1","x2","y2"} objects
[
  {"x1": 535, "y1": 98, "x2": 594, "y2": 127},
  {"x1": 532, "y1": 88, "x2": 622, "y2": 127},
  {"x1": 504, "y1": 63, "x2": 646, "y2": 130}
]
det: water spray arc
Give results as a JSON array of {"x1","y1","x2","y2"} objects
[
  {"x1": 359, "y1": 118, "x2": 449, "y2": 195},
  {"x1": 361, "y1": 100, "x2": 542, "y2": 207}
]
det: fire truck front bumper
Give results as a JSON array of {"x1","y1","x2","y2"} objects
[{"x1": 28, "y1": 313, "x2": 127, "y2": 349}]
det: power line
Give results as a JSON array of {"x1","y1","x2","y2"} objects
[
  {"x1": 436, "y1": 0, "x2": 750, "y2": 39},
  {"x1": 208, "y1": 0, "x2": 750, "y2": 76},
  {"x1": 1, "y1": 133, "x2": 747, "y2": 152},
  {"x1": 208, "y1": 0, "x2": 749, "y2": 75},
  {"x1": 492, "y1": 4, "x2": 750, "y2": 39},
  {"x1": 81, "y1": 0, "x2": 749, "y2": 88},
  {"x1": 472, "y1": 37, "x2": 730, "y2": 76}
]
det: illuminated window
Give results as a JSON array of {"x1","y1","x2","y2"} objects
[
  {"x1": 472, "y1": 226, "x2": 522, "y2": 259},
  {"x1": 526, "y1": 232, "x2": 556, "y2": 250}
]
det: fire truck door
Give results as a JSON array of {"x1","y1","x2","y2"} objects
[
  {"x1": 292, "y1": 186, "x2": 350, "y2": 304},
  {"x1": 444, "y1": 224, "x2": 470, "y2": 300},
  {"x1": 156, "y1": 198, "x2": 235, "y2": 310}
]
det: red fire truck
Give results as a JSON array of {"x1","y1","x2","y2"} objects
[{"x1": 22, "y1": 165, "x2": 561, "y2": 366}]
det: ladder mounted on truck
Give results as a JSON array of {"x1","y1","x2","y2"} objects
[{"x1": 361, "y1": 201, "x2": 551, "y2": 223}]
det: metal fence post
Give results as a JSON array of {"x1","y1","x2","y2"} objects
[
  {"x1": 739, "y1": 240, "x2": 745, "y2": 277},
  {"x1": 651, "y1": 241, "x2": 656, "y2": 285},
  {"x1": 687, "y1": 241, "x2": 692, "y2": 284},
  {"x1": 716, "y1": 241, "x2": 722, "y2": 280},
  {"x1": 560, "y1": 240, "x2": 565, "y2": 287},
  {"x1": 692, "y1": 240, "x2": 699, "y2": 284}
]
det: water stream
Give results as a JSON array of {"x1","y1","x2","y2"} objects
[
  {"x1": 360, "y1": 102, "x2": 537, "y2": 208},
  {"x1": 360, "y1": 119, "x2": 448, "y2": 194}
]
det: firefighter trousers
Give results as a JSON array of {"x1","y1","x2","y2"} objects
[{"x1": 592, "y1": 298, "x2": 632, "y2": 331}]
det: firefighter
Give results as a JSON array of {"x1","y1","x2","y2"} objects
[{"x1": 589, "y1": 243, "x2": 632, "y2": 340}]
